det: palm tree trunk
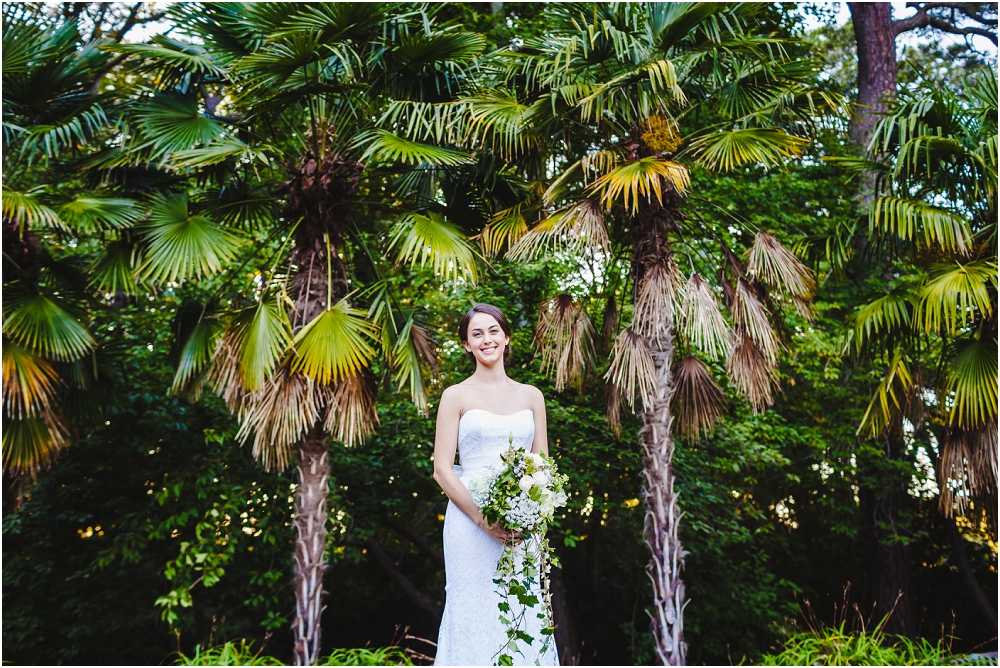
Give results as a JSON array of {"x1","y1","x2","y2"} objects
[
  {"x1": 641, "y1": 327, "x2": 686, "y2": 666},
  {"x1": 292, "y1": 424, "x2": 330, "y2": 666}
]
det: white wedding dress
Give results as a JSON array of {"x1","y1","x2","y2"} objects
[{"x1": 435, "y1": 409, "x2": 559, "y2": 666}]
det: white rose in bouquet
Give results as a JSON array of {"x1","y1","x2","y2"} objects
[{"x1": 518, "y1": 474, "x2": 535, "y2": 494}]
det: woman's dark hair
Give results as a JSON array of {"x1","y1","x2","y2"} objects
[{"x1": 458, "y1": 303, "x2": 512, "y2": 365}]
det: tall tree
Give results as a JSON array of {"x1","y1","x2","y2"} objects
[
  {"x1": 844, "y1": 1, "x2": 997, "y2": 636},
  {"x1": 387, "y1": 4, "x2": 837, "y2": 663},
  {"x1": 105, "y1": 4, "x2": 486, "y2": 663}
]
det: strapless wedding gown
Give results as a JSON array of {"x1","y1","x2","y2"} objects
[{"x1": 435, "y1": 409, "x2": 559, "y2": 666}]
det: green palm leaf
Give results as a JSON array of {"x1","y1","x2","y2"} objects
[
  {"x1": 132, "y1": 93, "x2": 223, "y2": 163},
  {"x1": 948, "y1": 336, "x2": 999, "y2": 428},
  {"x1": 171, "y1": 315, "x2": 222, "y2": 397},
  {"x1": 356, "y1": 130, "x2": 473, "y2": 166},
  {"x1": 686, "y1": 128, "x2": 808, "y2": 172},
  {"x1": 89, "y1": 238, "x2": 140, "y2": 295},
  {"x1": 3, "y1": 295, "x2": 96, "y2": 361},
  {"x1": 387, "y1": 212, "x2": 479, "y2": 283},
  {"x1": 111, "y1": 38, "x2": 227, "y2": 77},
  {"x1": 2, "y1": 414, "x2": 66, "y2": 476},
  {"x1": 587, "y1": 157, "x2": 689, "y2": 213},
  {"x1": 1, "y1": 186, "x2": 61, "y2": 231},
  {"x1": 916, "y1": 260, "x2": 996, "y2": 334},
  {"x1": 392, "y1": 317, "x2": 437, "y2": 414},
  {"x1": 232, "y1": 299, "x2": 291, "y2": 392},
  {"x1": 854, "y1": 291, "x2": 913, "y2": 351},
  {"x1": 292, "y1": 300, "x2": 377, "y2": 386},
  {"x1": 3, "y1": 341, "x2": 61, "y2": 419},
  {"x1": 139, "y1": 194, "x2": 241, "y2": 283},
  {"x1": 58, "y1": 198, "x2": 146, "y2": 232},
  {"x1": 870, "y1": 196, "x2": 972, "y2": 254},
  {"x1": 170, "y1": 139, "x2": 273, "y2": 168}
]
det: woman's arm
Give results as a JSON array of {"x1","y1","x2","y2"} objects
[
  {"x1": 432, "y1": 387, "x2": 512, "y2": 544},
  {"x1": 530, "y1": 386, "x2": 549, "y2": 456}
]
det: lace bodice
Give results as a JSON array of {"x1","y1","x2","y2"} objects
[{"x1": 455, "y1": 409, "x2": 535, "y2": 477}]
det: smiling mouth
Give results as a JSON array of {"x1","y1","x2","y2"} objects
[{"x1": 481, "y1": 346, "x2": 497, "y2": 354}]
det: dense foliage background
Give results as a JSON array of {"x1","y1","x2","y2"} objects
[{"x1": 3, "y1": 2, "x2": 996, "y2": 666}]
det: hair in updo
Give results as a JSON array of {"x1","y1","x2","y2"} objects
[{"x1": 458, "y1": 303, "x2": 512, "y2": 365}]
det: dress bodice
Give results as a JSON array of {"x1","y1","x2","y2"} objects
[{"x1": 456, "y1": 409, "x2": 534, "y2": 477}]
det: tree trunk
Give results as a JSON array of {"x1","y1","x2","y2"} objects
[
  {"x1": 641, "y1": 330, "x2": 686, "y2": 665},
  {"x1": 549, "y1": 564, "x2": 579, "y2": 665},
  {"x1": 861, "y1": 428, "x2": 914, "y2": 638},
  {"x1": 948, "y1": 515, "x2": 998, "y2": 628},
  {"x1": 292, "y1": 426, "x2": 330, "y2": 665},
  {"x1": 848, "y1": 2, "x2": 898, "y2": 154}
]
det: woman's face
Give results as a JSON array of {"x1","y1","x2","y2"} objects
[{"x1": 464, "y1": 312, "x2": 508, "y2": 367}]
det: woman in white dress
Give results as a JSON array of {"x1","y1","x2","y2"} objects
[{"x1": 432, "y1": 304, "x2": 559, "y2": 666}]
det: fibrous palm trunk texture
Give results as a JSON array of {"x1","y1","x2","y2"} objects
[
  {"x1": 285, "y1": 154, "x2": 364, "y2": 665},
  {"x1": 292, "y1": 427, "x2": 330, "y2": 666},
  {"x1": 634, "y1": 160, "x2": 687, "y2": 665}
]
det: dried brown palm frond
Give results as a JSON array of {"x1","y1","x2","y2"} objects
[
  {"x1": 791, "y1": 295, "x2": 816, "y2": 321},
  {"x1": 324, "y1": 369, "x2": 379, "y2": 447},
  {"x1": 671, "y1": 356, "x2": 728, "y2": 440},
  {"x1": 605, "y1": 327, "x2": 656, "y2": 411},
  {"x1": 938, "y1": 422, "x2": 999, "y2": 525},
  {"x1": 507, "y1": 199, "x2": 609, "y2": 262},
  {"x1": 205, "y1": 329, "x2": 249, "y2": 412},
  {"x1": 726, "y1": 328, "x2": 778, "y2": 412},
  {"x1": 680, "y1": 274, "x2": 731, "y2": 360},
  {"x1": 633, "y1": 258, "x2": 681, "y2": 342},
  {"x1": 535, "y1": 294, "x2": 595, "y2": 391},
  {"x1": 747, "y1": 231, "x2": 816, "y2": 298},
  {"x1": 236, "y1": 367, "x2": 324, "y2": 471},
  {"x1": 606, "y1": 379, "x2": 622, "y2": 436},
  {"x1": 731, "y1": 280, "x2": 781, "y2": 364}
]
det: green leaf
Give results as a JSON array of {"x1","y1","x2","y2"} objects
[
  {"x1": 870, "y1": 196, "x2": 972, "y2": 254},
  {"x1": 233, "y1": 299, "x2": 291, "y2": 392},
  {"x1": 171, "y1": 315, "x2": 222, "y2": 396},
  {"x1": 170, "y1": 139, "x2": 273, "y2": 168},
  {"x1": 132, "y1": 93, "x2": 223, "y2": 163},
  {"x1": 356, "y1": 130, "x2": 473, "y2": 166},
  {"x1": 947, "y1": 336, "x2": 998, "y2": 428},
  {"x1": 89, "y1": 238, "x2": 140, "y2": 295},
  {"x1": 3, "y1": 295, "x2": 96, "y2": 361},
  {"x1": 59, "y1": 197, "x2": 146, "y2": 232},
  {"x1": 1, "y1": 185, "x2": 61, "y2": 231},
  {"x1": 2, "y1": 414, "x2": 66, "y2": 476},
  {"x1": 587, "y1": 157, "x2": 689, "y2": 213},
  {"x1": 139, "y1": 194, "x2": 241, "y2": 283},
  {"x1": 853, "y1": 291, "x2": 913, "y2": 351},
  {"x1": 916, "y1": 260, "x2": 996, "y2": 334},
  {"x1": 387, "y1": 212, "x2": 479, "y2": 283},
  {"x1": 686, "y1": 128, "x2": 808, "y2": 172},
  {"x1": 292, "y1": 300, "x2": 377, "y2": 386},
  {"x1": 111, "y1": 37, "x2": 226, "y2": 76}
]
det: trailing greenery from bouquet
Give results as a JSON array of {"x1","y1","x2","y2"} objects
[{"x1": 468, "y1": 437, "x2": 569, "y2": 666}]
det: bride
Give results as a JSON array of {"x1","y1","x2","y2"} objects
[{"x1": 432, "y1": 304, "x2": 559, "y2": 666}]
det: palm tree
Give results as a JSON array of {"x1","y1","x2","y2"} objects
[
  {"x1": 104, "y1": 4, "x2": 487, "y2": 663},
  {"x1": 842, "y1": 71, "x2": 997, "y2": 626},
  {"x1": 2, "y1": 4, "x2": 157, "y2": 480},
  {"x1": 383, "y1": 4, "x2": 836, "y2": 663}
]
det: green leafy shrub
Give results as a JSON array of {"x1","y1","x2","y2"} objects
[{"x1": 173, "y1": 641, "x2": 413, "y2": 666}]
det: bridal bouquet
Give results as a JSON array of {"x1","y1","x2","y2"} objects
[{"x1": 468, "y1": 437, "x2": 569, "y2": 666}]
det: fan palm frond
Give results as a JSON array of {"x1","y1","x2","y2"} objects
[
  {"x1": 686, "y1": 127, "x2": 808, "y2": 172},
  {"x1": 292, "y1": 300, "x2": 377, "y2": 386},
  {"x1": 853, "y1": 290, "x2": 913, "y2": 352},
  {"x1": 2, "y1": 413, "x2": 67, "y2": 476},
  {"x1": 387, "y1": 211, "x2": 479, "y2": 283},
  {"x1": 1, "y1": 186, "x2": 61, "y2": 232},
  {"x1": 672, "y1": 355, "x2": 727, "y2": 440},
  {"x1": 633, "y1": 259, "x2": 682, "y2": 341},
  {"x1": 3, "y1": 295, "x2": 95, "y2": 361},
  {"x1": 229, "y1": 298, "x2": 292, "y2": 392},
  {"x1": 947, "y1": 336, "x2": 999, "y2": 428},
  {"x1": 324, "y1": 369, "x2": 379, "y2": 447},
  {"x1": 236, "y1": 367, "x2": 323, "y2": 471},
  {"x1": 605, "y1": 327, "x2": 656, "y2": 411},
  {"x1": 731, "y1": 280, "x2": 780, "y2": 363},
  {"x1": 587, "y1": 157, "x2": 689, "y2": 213},
  {"x1": 680, "y1": 274, "x2": 730, "y2": 360},
  {"x1": 870, "y1": 196, "x2": 972, "y2": 255},
  {"x1": 535, "y1": 294, "x2": 595, "y2": 391},
  {"x1": 858, "y1": 350, "x2": 914, "y2": 436},
  {"x1": 170, "y1": 139, "x2": 273, "y2": 169},
  {"x1": 937, "y1": 423, "x2": 998, "y2": 521},
  {"x1": 171, "y1": 314, "x2": 222, "y2": 399},
  {"x1": 58, "y1": 197, "x2": 146, "y2": 232},
  {"x1": 139, "y1": 193, "x2": 241, "y2": 283},
  {"x1": 478, "y1": 203, "x2": 530, "y2": 257},
  {"x1": 746, "y1": 231, "x2": 816, "y2": 298},
  {"x1": 357, "y1": 130, "x2": 473, "y2": 167},
  {"x1": 110, "y1": 36, "x2": 227, "y2": 79},
  {"x1": 507, "y1": 199, "x2": 609, "y2": 262},
  {"x1": 3, "y1": 341, "x2": 61, "y2": 419},
  {"x1": 726, "y1": 327, "x2": 778, "y2": 412},
  {"x1": 392, "y1": 317, "x2": 438, "y2": 415},
  {"x1": 89, "y1": 238, "x2": 140, "y2": 295},
  {"x1": 131, "y1": 93, "x2": 224, "y2": 163},
  {"x1": 915, "y1": 260, "x2": 996, "y2": 334}
]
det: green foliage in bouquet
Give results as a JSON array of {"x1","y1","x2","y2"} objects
[{"x1": 468, "y1": 436, "x2": 569, "y2": 665}]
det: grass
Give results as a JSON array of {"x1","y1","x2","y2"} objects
[{"x1": 172, "y1": 640, "x2": 414, "y2": 666}]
